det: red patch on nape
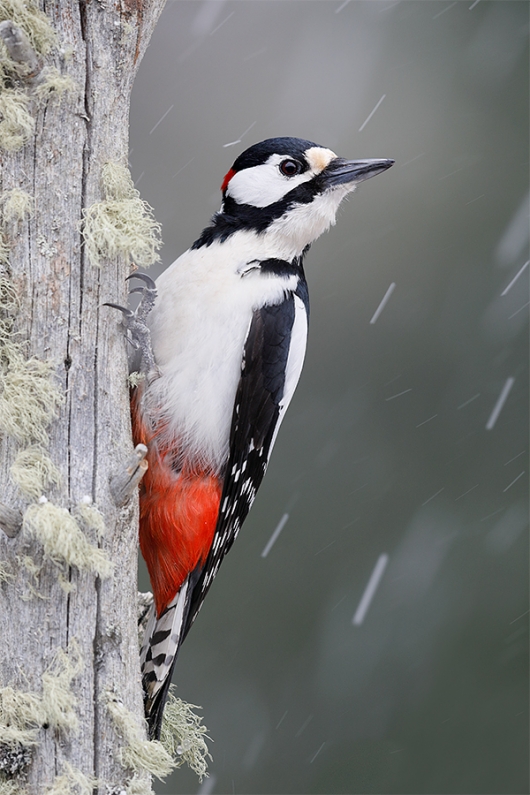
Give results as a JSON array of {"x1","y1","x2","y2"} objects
[{"x1": 221, "y1": 167, "x2": 236, "y2": 193}]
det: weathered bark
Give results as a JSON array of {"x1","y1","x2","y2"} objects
[{"x1": 0, "y1": 0, "x2": 166, "y2": 790}]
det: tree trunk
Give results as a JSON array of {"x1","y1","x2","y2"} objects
[{"x1": 0, "y1": 0, "x2": 165, "y2": 791}]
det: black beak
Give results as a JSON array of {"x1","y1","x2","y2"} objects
[{"x1": 323, "y1": 157, "x2": 394, "y2": 187}]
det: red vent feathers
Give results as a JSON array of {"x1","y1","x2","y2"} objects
[{"x1": 132, "y1": 393, "x2": 222, "y2": 617}]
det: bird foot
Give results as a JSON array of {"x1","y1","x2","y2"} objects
[{"x1": 104, "y1": 273, "x2": 160, "y2": 380}]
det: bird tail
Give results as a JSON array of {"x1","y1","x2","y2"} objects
[{"x1": 140, "y1": 577, "x2": 191, "y2": 740}]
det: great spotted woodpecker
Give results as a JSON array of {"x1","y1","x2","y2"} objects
[{"x1": 116, "y1": 138, "x2": 393, "y2": 738}]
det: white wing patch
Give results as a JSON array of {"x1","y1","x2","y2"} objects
[{"x1": 270, "y1": 294, "x2": 308, "y2": 454}]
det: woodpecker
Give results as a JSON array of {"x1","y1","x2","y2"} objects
[{"x1": 116, "y1": 137, "x2": 393, "y2": 739}]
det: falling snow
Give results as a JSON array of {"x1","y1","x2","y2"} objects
[
  {"x1": 370, "y1": 282, "x2": 396, "y2": 324},
  {"x1": 501, "y1": 260, "x2": 529, "y2": 296},
  {"x1": 486, "y1": 378, "x2": 515, "y2": 430},
  {"x1": 261, "y1": 513, "x2": 289, "y2": 558},
  {"x1": 352, "y1": 554, "x2": 389, "y2": 625},
  {"x1": 358, "y1": 94, "x2": 386, "y2": 132}
]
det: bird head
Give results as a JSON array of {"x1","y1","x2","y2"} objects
[{"x1": 217, "y1": 137, "x2": 394, "y2": 257}]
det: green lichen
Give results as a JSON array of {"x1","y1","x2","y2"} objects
[
  {"x1": 23, "y1": 500, "x2": 113, "y2": 579},
  {"x1": 160, "y1": 687, "x2": 211, "y2": 781},
  {"x1": 123, "y1": 775, "x2": 154, "y2": 795},
  {"x1": 0, "y1": 277, "x2": 19, "y2": 401},
  {"x1": 18, "y1": 554, "x2": 40, "y2": 578},
  {"x1": 0, "y1": 687, "x2": 43, "y2": 747},
  {"x1": 0, "y1": 236, "x2": 9, "y2": 265},
  {"x1": 45, "y1": 763, "x2": 97, "y2": 795},
  {"x1": 17, "y1": 554, "x2": 48, "y2": 602},
  {"x1": 105, "y1": 692, "x2": 176, "y2": 779},
  {"x1": 0, "y1": 189, "x2": 33, "y2": 224},
  {"x1": 41, "y1": 642, "x2": 83, "y2": 734},
  {"x1": 10, "y1": 446, "x2": 61, "y2": 499},
  {"x1": 0, "y1": 349, "x2": 62, "y2": 446},
  {"x1": 82, "y1": 162, "x2": 162, "y2": 268},
  {"x1": 75, "y1": 498, "x2": 105, "y2": 540},
  {"x1": 0, "y1": 277, "x2": 63, "y2": 447},
  {"x1": 34, "y1": 68, "x2": 76, "y2": 102},
  {"x1": 0, "y1": 275, "x2": 16, "y2": 305},
  {"x1": 0, "y1": 89, "x2": 33, "y2": 151},
  {"x1": 0, "y1": 0, "x2": 56, "y2": 57},
  {"x1": 0, "y1": 561, "x2": 13, "y2": 583},
  {"x1": 105, "y1": 686, "x2": 211, "y2": 783},
  {"x1": 0, "y1": 641, "x2": 83, "y2": 753},
  {"x1": 0, "y1": 1, "x2": 62, "y2": 152},
  {"x1": 128, "y1": 371, "x2": 145, "y2": 388},
  {"x1": 0, "y1": 777, "x2": 26, "y2": 794}
]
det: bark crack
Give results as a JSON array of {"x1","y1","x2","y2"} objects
[{"x1": 78, "y1": 1, "x2": 102, "y2": 785}]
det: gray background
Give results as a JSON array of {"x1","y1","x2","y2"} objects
[{"x1": 129, "y1": 2, "x2": 529, "y2": 793}]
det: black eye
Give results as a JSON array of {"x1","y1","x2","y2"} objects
[{"x1": 279, "y1": 159, "x2": 302, "y2": 177}]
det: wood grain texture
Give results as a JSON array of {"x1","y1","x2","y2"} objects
[{"x1": 0, "y1": 0, "x2": 166, "y2": 789}]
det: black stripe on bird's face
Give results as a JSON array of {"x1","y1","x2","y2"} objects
[
  {"x1": 193, "y1": 139, "x2": 393, "y2": 250},
  {"x1": 192, "y1": 171, "x2": 333, "y2": 248}
]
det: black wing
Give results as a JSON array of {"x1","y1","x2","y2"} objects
[{"x1": 182, "y1": 288, "x2": 308, "y2": 639}]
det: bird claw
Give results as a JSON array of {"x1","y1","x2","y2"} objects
[
  {"x1": 104, "y1": 272, "x2": 159, "y2": 380},
  {"x1": 126, "y1": 272, "x2": 158, "y2": 324},
  {"x1": 103, "y1": 302, "x2": 134, "y2": 317},
  {"x1": 126, "y1": 273, "x2": 156, "y2": 290}
]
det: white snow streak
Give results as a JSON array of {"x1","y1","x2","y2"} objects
[
  {"x1": 261, "y1": 513, "x2": 289, "y2": 558},
  {"x1": 504, "y1": 451, "x2": 525, "y2": 465},
  {"x1": 386, "y1": 388, "x2": 412, "y2": 401},
  {"x1": 422, "y1": 487, "x2": 445, "y2": 506},
  {"x1": 223, "y1": 120, "x2": 257, "y2": 148},
  {"x1": 310, "y1": 742, "x2": 326, "y2": 763},
  {"x1": 457, "y1": 393, "x2": 480, "y2": 409},
  {"x1": 370, "y1": 282, "x2": 396, "y2": 324},
  {"x1": 359, "y1": 95, "x2": 386, "y2": 132},
  {"x1": 486, "y1": 377, "x2": 515, "y2": 430},
  {"x1": 509, "y1": 301, "x2": 530, "y2": 319},
  {"x1": 433, "y1": 2, "x2": 457, "y2": 19},
  {"x1": 416, "y1": 414, "x2": 438, "y2": 428},
  {"x1": 149, "y1": 104, "x2": 174, "y2": 135},
  {"x1": 502, "y1": 471, "x2": 525, "y2": 493},
  {"x1": 501, "y1": 260, "x2": 529, "y2": 296},
  {"x1": 352, "y1": 554, "x2": 389, "y2": 625},
  {"x1": 210, "y1": 10, "x2": 235, "y2": 36}
]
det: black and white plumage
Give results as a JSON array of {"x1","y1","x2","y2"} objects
[
  {"x1": 187, "y1": 263, "x2": 310, "y2": 632},
  {"x1": 131, "y1": 137, "x2": 394, "y2": 738}
]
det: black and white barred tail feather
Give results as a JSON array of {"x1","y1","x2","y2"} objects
[{"x1": 141, "y1": 577, "x2": 192, "y2": 740}]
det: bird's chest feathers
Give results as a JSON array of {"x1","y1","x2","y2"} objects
[{"x1": 146, "y1": 241, "x2": 297, "y2": 470}]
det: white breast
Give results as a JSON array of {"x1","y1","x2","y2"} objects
[{"x1": 145, "y1": 232, "x2": 299, "y2": 472}]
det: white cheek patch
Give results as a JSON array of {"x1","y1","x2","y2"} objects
[
  {"x1": 227, "y1": 151, "x2": 333, "y2": 209},
  {"x1": 226, "y1": 155, "x2": 311, "y2": 208}
]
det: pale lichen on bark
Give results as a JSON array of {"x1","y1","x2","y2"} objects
[
  {"x1": 81, "y1": 162, "x2": 162, "y2": 268},
  {"x1": 0, "y1": 0, "x2": 210, "y2": 791}
]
